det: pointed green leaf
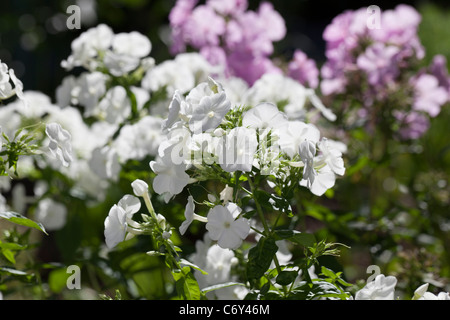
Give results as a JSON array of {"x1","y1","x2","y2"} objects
[
  {"x1": 201, "y1": 282, "x2": 245, "y2": 294},
  {"x1": 173, "y1": 267, "x2": 201, "y2": 300},
  {"x1": 246, "y1": 236, "x2": 278, "y2": 280},
  {"x1": 276, "y1": 270, "x2": 298, "y2": 286},
  {"x1": 1, "y1": 248, "x2": 16, "y2": 264},
  {"x1": 0, "y1": 211, "x2": 48, "y2": 235},
  {"x1": 179, "y1": 259, "x2": 208, "y2": 275},
  {"x1": 274, "y1": 230, "x2": 316, "y2": 248}
]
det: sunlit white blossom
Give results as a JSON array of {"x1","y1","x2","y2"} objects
[
  {"x1": 112, "y1": 31, "x2": 152, "y2": 58},
  {"x1": 150, "y1": 144, "x2": 191, "y2": 203},
  {"x1": 179, "y1": 195, "x2": 208, "y2": 235},
  {"x1": 186, "y1": 77, "x2": 231, "y2": 133},
  {"x1": 300, "y1": 164, "x2": 336, "y2": 196},
  {"x1": 354, "y1": 274, "x2": 397, "y2": 300},
  {"x1": 104, "y1": 204, "x2": 127, "y2": 249},
  {"x1": 206, "y1": 203, "x2": 250, "y2": 249},
  {"x1": 414, "y1": 283, "x2": 450, "y2": 300},
  {"x1": 0, "y1": 60, "x2": 27, "y2": 106},
  {"x1": 316, "y1": 138, "x2": 345, "y2": 176},
  {"x1": 275, "y1": 121, "x2": 320, "y2": 158},
  {"x1": 242, "y1": 102, "x2": 288, "y2": 130}
]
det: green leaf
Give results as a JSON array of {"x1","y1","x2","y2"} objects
[
  {"x1": 0, "y1": 267, "x2": 35, "y2": 282},
  {"x1": 320, "y1": 266, "x2": 337, "y2": 279},
  {"x1": 48, "y1": 268, "x2": 69, "y2": 293},
  {"x1": 290, "y1": 232, "x2": 316, "y2": 248},
  {"x1": 173, "y1": 267, "x2": 201, "y2": 300},
  {"x1": 1, "y1": 248, "x2": 16, "y2": 264},
  {"x1": 179, "y1": 259, "x2": 208, "y2": 275},
  {"x1": 276, "y1": 271, "x2": 298, "y2": 286},
  {"x1": 0, "y1": 211, "x2": 48, "y2": 235},
  {"x1": 201, "y1": 282, "x2": 245, "y2": 294},
  {"x1": 274, "y1": 230, "x2": 316, "y2": 248},
  {"x1": 246, "y1": 236, "x2": 278, "y2": 280},
  {"x1": 0, "y1": 241, "x2": 26, "y2": 251}
]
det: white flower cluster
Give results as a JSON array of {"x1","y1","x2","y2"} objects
[
  {"x1": 150, "y1": 77, "x2": 345, "y2": 205},
  {"x1": 1, "y1": 23, "x2": 344, "y2": 255},
  {"x1": 144, "y1": 76, "x2": 346, "y2": 251},
  {"x1": 61, "y1": 24, "x2": 153, "y2": 76}
]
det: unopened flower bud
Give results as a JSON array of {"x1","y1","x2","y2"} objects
[{"x1": 131, "y1": 179, "x2": 149, "y2": 197}]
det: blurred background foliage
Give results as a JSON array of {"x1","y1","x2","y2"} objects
[{"x1": 0, "y1": 0, "x2": 449, "y2": 299}]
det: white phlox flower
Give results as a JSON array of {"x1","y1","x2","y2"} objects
[
  {"x1": 0, "y1": 60, "x2": 27, "y2": 106},
  {"x1": 179, "y1": 195, "x2": 208, "y2": 235},
  {"x1": 104, "y1": 194, "x2": 144, "y2": 249},
  {"x1": 186, "y1": 77, "x2": 231, "y2": 133},
  {"x1": 150, "y1": 143, "x2": 191, "y2": 203},
  {"x1": 104, "y1": 51, "x2": 140, "y2": 77},
  {"x1": 206, "y1": 202, "x2": 250, "y2": 250},
  {"x1": 62, "y1": 24, "x2": 114, "y2": 71},
  {"x1": 300, "y1": 164, "x2": 337, "y2": 196},
  {"x1": 242, "y1": 102, "x2": 288, "y2": 130},
  {"x1": 104, "y1": 204, "x2": 128, "y2": 249},
  {"x1": 275, "y1": 121, "x2": 320, "y2": 159},
  {"x1": 112, "y1": 31, "x2": 152, "y2": 58},
  {"x1": 316, "y1": 137, "x2": 345, "y2": 176},
  {"x1": 413, "y1": 283, "x2": 450, "y2": 300},
  {"x1": 62, "y1": 25, "x2": 152, "y2": 77},
  {"x1": 45, "y1": 122, "x2": 73, "y2": 167},
  {"x1": 118, "y1": 194, "x2": 141, "y2": 217},
  {"x1": 354, "y1": 274, "x2": 397, "y2": 300},
  {"x1": 298, "y1": 137, "x2": 346, "y2": 196},
  {"x1": 118, "y1": 194, "x2": 142, "y2": 231}
]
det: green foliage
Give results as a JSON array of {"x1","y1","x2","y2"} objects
[
  {"x1": 0, "y1": 211, "x2": 47, "y2": 235},
  {"x1": 0, "y1": 128, "x2": 42, "y2": 177},
  {"x1": 246, "y1": 237, "x2": 278, "y2": 281}
]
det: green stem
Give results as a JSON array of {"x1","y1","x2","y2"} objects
[
  {"x1": 247, "y1": 176, "x2": 271, "y2": 235},
  {"x1": 142, "y1": 191, "x2": 157, "y2": 222},
  {"x1": 248, "y1": 175, "x2": 287, "y2": 295}
]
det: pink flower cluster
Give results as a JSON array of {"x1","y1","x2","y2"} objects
[
  {"x1": 321, "y1": 4, "x2": 449, "y2": 139},
  {"x1": 169, "y1": 0, "x2": 288, "y2": 85}
]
